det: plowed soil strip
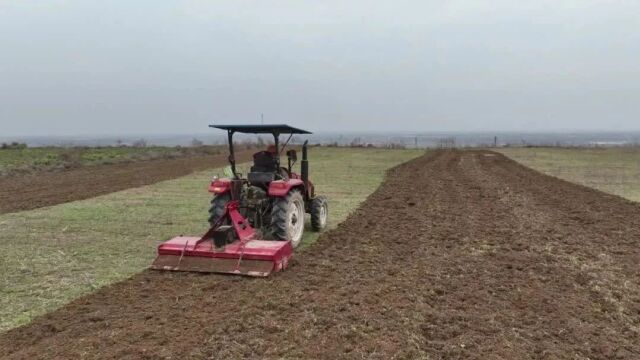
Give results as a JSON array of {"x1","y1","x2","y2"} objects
[
  {"x1": 2, "y1": 150, "x2": 640, "y2": 359},
  {"x1": 0, "y1": 151, "x2": 252, "y2": 214}
]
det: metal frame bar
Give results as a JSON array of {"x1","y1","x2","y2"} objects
[{"x1": 227, "y1": 130, "x2": 238, "y2": 178}]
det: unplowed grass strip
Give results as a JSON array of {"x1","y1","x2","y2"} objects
[{"x1": 498, "y1": 147, "x2": 640, "y2": 202}]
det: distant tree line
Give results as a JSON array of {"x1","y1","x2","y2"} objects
[{"x1": 1, "y1": 142, "x2": 28, "y2": 149}]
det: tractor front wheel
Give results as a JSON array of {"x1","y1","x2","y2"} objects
[
  {"x1": 271, "y1": 190, "x2": 305, "y2": 248},
  {"x1": 310, "y1": 196, "x2": 328, "y2": 231}
]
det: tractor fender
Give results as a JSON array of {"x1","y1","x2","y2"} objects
[
  {"x1": 209, "y1": 178, "x2": 232, "y2": 194},
  {"x1": 268, "y1": 179, "x2": 304, "y2": 197}
]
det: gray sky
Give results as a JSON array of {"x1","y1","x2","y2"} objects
[{"x1": 1, "y1": 0, "x2": 639, "y2": 136}]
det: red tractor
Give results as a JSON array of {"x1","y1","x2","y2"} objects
[{"x1": 151, "y1": 124, "x2": 328, "y2": 276}]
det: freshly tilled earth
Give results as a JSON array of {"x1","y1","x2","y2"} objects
[
  {"x1": 2, "y1": 150, "x2": 639, "y2": 359},
  {"x1": 0, "y1": 151, "x2": 252, "y2": 214}
]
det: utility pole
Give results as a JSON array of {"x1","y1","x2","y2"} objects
[{"x1": 261, "y1": 113, "x2": 264, "y2": 125}]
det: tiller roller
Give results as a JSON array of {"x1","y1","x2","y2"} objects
[{"x1": 151, "y1": 180, "x2": 293, "y2": 276}]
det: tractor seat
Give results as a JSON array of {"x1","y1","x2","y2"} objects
[
  {"x1": 249, "y1": 151, "x2": 290, "y2": 186},
  {"x1": 251, "y1": 151, "x2": 278, "y2": 173},
  {"x1": 248, "y1": 171, "x2": 276, "y2": 186},
  {"x1": 249, "y1": 151, "x2": 278, "y2": 187}
]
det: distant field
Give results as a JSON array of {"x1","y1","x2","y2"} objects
[
  {"x1": 0, "y1": 146, "x2": 225, "y2": 176},
  {"x1": 0, "y1": 147, "x2": 423, "y2": 331},
  {"x1": 498, "y1": 147, "x2": 640, "y2": 202}
]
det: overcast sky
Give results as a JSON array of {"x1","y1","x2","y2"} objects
[{"x1": 1, "y1": 1, "x2": 639, "y2": 136}]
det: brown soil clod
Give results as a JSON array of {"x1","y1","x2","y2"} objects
[{"x1": 2, "y1": 150, "x2": 640, "y2": 359}]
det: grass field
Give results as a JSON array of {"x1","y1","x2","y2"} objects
[
  {"x1": 0, "y1": 147, "x2": 423, "y2": 332},
  {"x1": 498, "y1": 147, "x2": 640, "y2": 202},
  {"x1": 0, "y1": 146, "x2": 225, "y2": 176}
]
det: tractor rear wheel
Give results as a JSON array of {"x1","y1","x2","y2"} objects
[
  {"x1": 271, "y1": 190, "x2": 305, "y2": 248},
  {"x1": 310, "y1": 196, "x2": 328, "y2": 231},
  {"x1": 208, "y1": 194, "x2": 230, "y2": 227}
]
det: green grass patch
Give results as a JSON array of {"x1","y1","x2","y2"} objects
[
  {"x1": 498, "y1": 147, "x2": 640, "y2": 202},
  {"x1": 0, "y1": 147, "x2": 422, "y2": 331},
  {"x1": 0, "y1": 146, "x2": 226, "y2": 176}
]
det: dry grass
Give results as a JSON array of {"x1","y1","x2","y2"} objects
[
  {"x1": 0, "y1": 146, "x2": 226, "y2": 176},
  {"x1": 498, "y1": 147, "x2": 640, "y2": 202}
]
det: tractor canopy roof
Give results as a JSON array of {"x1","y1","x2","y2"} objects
[{"x1": 210, "y1": 124, "x2": 312, "y2": 134}]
